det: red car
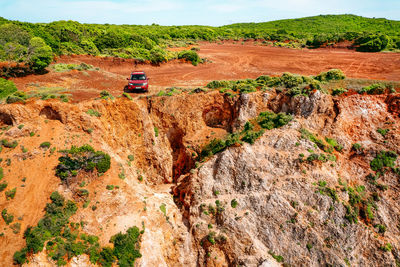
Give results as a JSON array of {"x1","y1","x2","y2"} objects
[{"x1": 125, "y1": 71, "x2": 149, "y2": 92}]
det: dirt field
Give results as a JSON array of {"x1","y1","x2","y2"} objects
[{"x1": 11, "y1": 42, "x2": 400, "y2": 102}]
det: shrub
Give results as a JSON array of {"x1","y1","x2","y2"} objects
[
  {"x1": 268, "y1": 251, "x2": 284, "y2": 263},
  {"x1": 200, "y1": 138, "x2": 227, "y2": 158},
  {"x1": 110, "y1": 226, "x2": 142, "y2": 266},
  {"x1": 231, "y1": 199, "x2": 238, "y2": 208},
  {"x1": 27, "y1": 37, "x2": 53, "y2": 72},
  {"x1": 13, "y1": 191, "x2": 95, "y2": 264},
  {"x1": 234, "y1": 83, "x2": 257, "y2": 94},
  {"x1": 315, "y1": 69, "x2": 345, "y2": 81},
  {"x1": 377, "y1": 128, "x2": 389, "y2": 137},
  {"x1": 0, "y1": 78, "x2": 17, "y2": 100},
  {"x1": 257, "y1": 111, "x2": 293, "y2": 130},
  {"x1": 178, "y1": 50, "x2": 201, "y2": 66},
  {"x1": 206, "y1": 80, "x2": 232, "y2": 89},
  {"x1": 380, "y1": 243, "x2": 392, "y2": 252},
  {"x1": 370, "y1": 151, "x2": 397, "y2": 171},
  {"x1": 332, "y1": 88, "x2": 348, "y2": 96},
  {"x1": 86, "y1": 109, "x2": 101, "y2": 117},
  {"x1": 357, "y1": 34, "x2": 389, "y2": 52},
  {"x1": 99, "y1": 90, "x2": 114, "y2": 100},
  {"x1": 106, "y1": 185, "x2": 114, "y2": 190},
  {"x1": 128, "y1": 155, "x2": 134, "y2": 161},
  {"x1": 280, "y1": 72, "x2": 304, "y2": 88},
  {"x1": 352, "y1": 143, "x2": 363, "y2": 152},
  {"x1": 55, "y1": 145, "x2": 111, "y2": 181},
  {"x1": 13, "y1": 248, "x2": 28, "y2": 265},
  {"x1": 122, "y1": 92, "x2": 133, "y2": 100},
  {"x1": 1, "y1": 139, "x2": 18, "y2": 149},
  {"x1": 359, "y1": 83, "x2": 387, "y2": 95},
  {"x1": 154, "y1": 127, "x2": 159, "y2": 137},
  {"x1": 149, "y1": 47, "x2": 168, "y2": 64},
  {"x1": 39, "y1": 141, "x2": 51, "y2": 149},
  {"x1": 0, "y1": 182, "x2": 7, "y2": 192},
  {"x1": 5, "y1": 187, "x2": 16, "y2": 200},
  {"x1": 2, "y1": 209, "x2": 14, "y2": 224},
  {"x1": 241, "y1": 129, "x2": 264, "y2": 144}
]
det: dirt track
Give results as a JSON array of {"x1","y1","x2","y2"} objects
[{"x1": 12, "y1": 42, "x2": 400, "y2": 102}]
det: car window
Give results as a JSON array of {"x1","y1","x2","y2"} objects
[{"x1": 131, "y1": 74, "x2": 146, "y2": 80}]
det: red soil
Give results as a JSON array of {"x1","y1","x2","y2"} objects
[{"x1": 11, "y1": 42, "x2": 400, "y2": 102}]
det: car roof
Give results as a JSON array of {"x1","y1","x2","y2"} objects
[{"x1": 131, "y1": 71, "x2": 146, "y2": 74}]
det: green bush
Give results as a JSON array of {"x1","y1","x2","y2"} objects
[
  {"x1": 279, "y1": 73, "x2": 304, "y2": 88},
  {"x1": 332, "y1": 88, "x2": 348, "y2": 96},
  {"x1": 231, "y1": 199, "x2": 238, "y2": 208},
  {"x1": 149, "y1": 47, "x2": 169, "y2": 64},
  {"x1": 206, "y1": 80, "x2": 232, "y2": 89},
  {"x1": 241, "y1": 129, "x2": 264, "y2": 144},
  {"x1": 55, "y1": 145, "x2": 111, "y2": 181},
  {"x1": 0, "y1": 182, "x2": 7, "y2": 192},
  {"x1": 377, "y1": 128, "x2": 389, "y2": 137},
  {"x1": 40, "y1": 141, "x2": 51, "y2": 149},
  {"x1": 2, "y1": 209, "x2": 14, "y2": 224},
  {"x1": 315, "y1": 69, "x2": 345, "y2": 81},
  {"x1": 257, "y1": 111, "x2": 293, "y2": 130},
  {"x1": 370, "y1": 151, "x2": 397, "y2": 171},
  {"x1": 357, "y1": 34, "x2": 390, "y2": 52},
  {"x1": 178, "y1": 50, "x2": 201, "y2": 66},
  {"x1": 1, "y1": 139, "x2": 18, "y2": 149},
  {"x1": 27, "y1": 37, "x2": 53, "y2": 72},
  {"x1": 359, "y1": 83, "x2": 387, "y2": 95},
  {"x1": 0, "y1": 78, "x2": 17, "y2": 99},
  {"x1": 110, "y1": 226, "x2": 142, "y2": 266},
  {"x1": 5, "y1": 187, "x2": 16, "y2": 200}
]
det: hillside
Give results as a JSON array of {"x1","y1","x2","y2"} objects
[
  {"x1": 225, "y1": 14, "x2": 400, "y2": 36},
  {"x1": 0, "y1": 14, "x2": 399, "y2": 78}
]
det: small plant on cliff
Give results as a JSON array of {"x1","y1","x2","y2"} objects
[
  {"x1": 1, "y1": 209, "x2": 14, "y2": 224},
  {"x1": 352, "y1": 143, "x2": 363, "y2": 153},
  {"x1": 332, "y1": 88, "x2": 348, "y2": 96},
  {"x1": 0, "y1": 182, "x2": 7, "y2": 192},
  {"x1": 99, "y1": 90, "x2": 115, "y2": 100},
  {"x1": 377, "y1": 128, "x2": 389, "y2": 137},
  {"x1": 109, "y1": 226, "x2": 143, "y2": 266},
  {"x1": 257, "y1": 111, "x2": 293, "y2": 130},
  {"x1": 154, "y1": 127, "x2": 159, "y2": 137},
  {"x1": 231, "y1": 199, "x2": 238, "y2": 208},
  {"x1": 380, "y1": 243, "x2": 392, "y2": 252},
  {"x1": 268, "y1": 251, "x2": 284, "y2": 263},
  {"x1": 370, "y1": 151, "x2": 397, "y2": 171},
  {"x1": 55, "y1": 145, "x2": 111, "y2": 182},
  {"x1": 1, "y1": 139, "x2": 18, "y2": 149},
  {"x1": 86, "y1": 109, "x2": 101, "y2": 117},
  {"x1": 5, "y1": 187, "x2": 16, "y2": 200},
  {"x1": 39, "y1": 141, "x2": 51, "y2": 149}
]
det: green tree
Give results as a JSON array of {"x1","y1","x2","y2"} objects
[{"x1": 27, "y1": 37, "x2": 53, "y2": 72}]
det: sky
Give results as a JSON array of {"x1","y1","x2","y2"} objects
[{"x1": 0, "y1": 0, "x2": 399, "y2": 26}]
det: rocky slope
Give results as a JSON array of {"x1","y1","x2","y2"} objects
[{"x1": 0, "y1": 87, "x2": 399, "y2": 266}]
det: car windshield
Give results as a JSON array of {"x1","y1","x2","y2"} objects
[{"x1": 131, "y1": 74, "x2": 146, "y2": 80}]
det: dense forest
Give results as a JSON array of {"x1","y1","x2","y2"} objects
[{"x1": 0, "y1": 14, "x2": 399, "y2": 77}]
